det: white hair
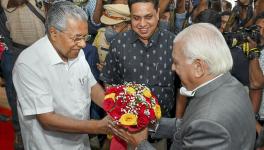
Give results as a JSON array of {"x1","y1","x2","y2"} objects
[
  {"x1": 173, "y1": 23, "x2": 233, "y2": 76},
  {"x1": 45, "y1": 1, "x2": 88, "y2": 33}
]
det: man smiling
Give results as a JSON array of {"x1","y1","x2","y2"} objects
[
  {"x1": 101, "y1": 0, "x2": 179, "y2": 119},
  {"x1": 100, "y1": 0, "x2": 182, "y2": 149},
  {"x1": 12, "y1": 2, "x2": 112, "y2": 150}
]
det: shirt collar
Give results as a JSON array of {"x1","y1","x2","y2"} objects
[
  {"x1": 44, "y1": 35, "x2": 64, "y2": 65},
  {"x1": 44, "y1": 35, "x2": 80, "y2": 66},
  {"x1": 180, "y1": 74, "x2": 224, "y2": 97}
]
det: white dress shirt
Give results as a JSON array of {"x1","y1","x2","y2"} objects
[
  {"x1": 13, "y1": 35, "x2": 97, "y2": 150},
  {"x1": 180, "y1": 74, "x2": 223, "y2": 97}
]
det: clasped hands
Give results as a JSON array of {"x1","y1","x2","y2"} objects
[{"x1": 103, "y1": 115, "x2": 148, "y2": 147}]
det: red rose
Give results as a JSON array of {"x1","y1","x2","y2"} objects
[
  {"x1": 109, "y1": 107, "x2": 122, "y2": 120},
  {"x1": 137, "y1": 113, "x2": 150, "y2": 128},
  {"x1": 144, "y1": 97, "x2": 151, "y2": 104},
  {"x1": 148, "y1": 109, "x2": 155, "y2": 121},
  {"x1": 138, "y1": 105, "x2": 149, "y2": 114},
  {"x1": 103, "y1": 98, "x2": 115, "y2": 112},
  {"x1": 116, "y1": 97, "x2": 126, "y2": 108},
  {"x1": 0, "y1": 43, "x2": 5, "y2": 57},
  {"x1": 107, "y1": 85, "x2": 124, "y2": 93}
]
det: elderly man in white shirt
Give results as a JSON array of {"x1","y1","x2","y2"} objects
[{"x1": 12, "y1": 1, "x2": 111, "y2": 150}]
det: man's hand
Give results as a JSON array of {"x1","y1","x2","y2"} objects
[
  {"x1": 96, "y1": 116, "x2": 113, "y2": 135},
  {"x1": 109, "y1": 123, "x2": 148, "y2": 147},
  {"x1": 256, "y1": 125, "x2": 264, "y2": 149},
  {"x1": 96, "y1": 62, "x2": 105, "y2": 72},
  {"x1": 242, "y1": 37, "x2": 260, "y2": 59}
]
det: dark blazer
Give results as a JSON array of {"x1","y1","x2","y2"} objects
[{"x1": 137, "y1": 73, "x2": 256, "y2": 150}]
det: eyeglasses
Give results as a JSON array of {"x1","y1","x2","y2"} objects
[
  {"x1": 71, "y1": 34, "x2": 91, "y2": 43},
  {"x1": 59, "y1": 30, "x2": 92, "y2": 43}
]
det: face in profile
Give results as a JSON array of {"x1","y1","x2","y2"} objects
[
  {"x1": 171, "y1": 42, "x2": 196, "y2": 90},
  {"x1": 220, "y1": 15, "x2": 230, "y2": 32},
  {"x1": 130, "y1": 2, "x2": 159, "y2": 44}
]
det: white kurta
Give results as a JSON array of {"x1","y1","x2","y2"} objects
[{"x1": 13, "y1": 35, "x2": 97, "y2": 150}]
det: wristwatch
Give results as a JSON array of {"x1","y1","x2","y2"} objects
[
  {"x1": 255, "y1": 113, "x2": 260, "y2": 121},
  {"x1": 248, "y1": 51, "x2": 260, "y2": 60},
  {"x1": 148, "y1": 121, "x2": 160, "y2": 133}
]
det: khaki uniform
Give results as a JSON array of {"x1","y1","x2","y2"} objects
[{"x1": 93, "y1": 27, "x2": 109, "y2": 64}]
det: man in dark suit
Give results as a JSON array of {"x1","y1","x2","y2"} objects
[{"x1": 111, "y1": 23, "x2": 256, "y2": 150}]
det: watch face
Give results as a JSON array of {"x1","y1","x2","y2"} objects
[
  {"x1": 249, "y1": 51, "x2": 260, "y2": 60},
  {"x1": 148, "y1": 122, "x2": 159, "y2": 133},
  {"x1": 256, "y1": 113, "x2": 260, "y2": 121}
]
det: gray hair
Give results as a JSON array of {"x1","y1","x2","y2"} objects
[
  {"x1": 45, "y1": 1, "x2": 88, "y2": 34},
  {"x1": 173, "y1": 23, "x2": 233, "y2": 76}
]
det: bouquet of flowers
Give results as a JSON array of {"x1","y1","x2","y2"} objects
[{"x1": 103, "y1": 82, "x2": 161, "y2": 150}]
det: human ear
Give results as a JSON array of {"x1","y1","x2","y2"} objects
[
  {"x1": 49, "y1": 27, "x2": 58, "y2": 41},
  {"x1": 193, "y1": 59, "x2": 206, "y2": 77}
]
